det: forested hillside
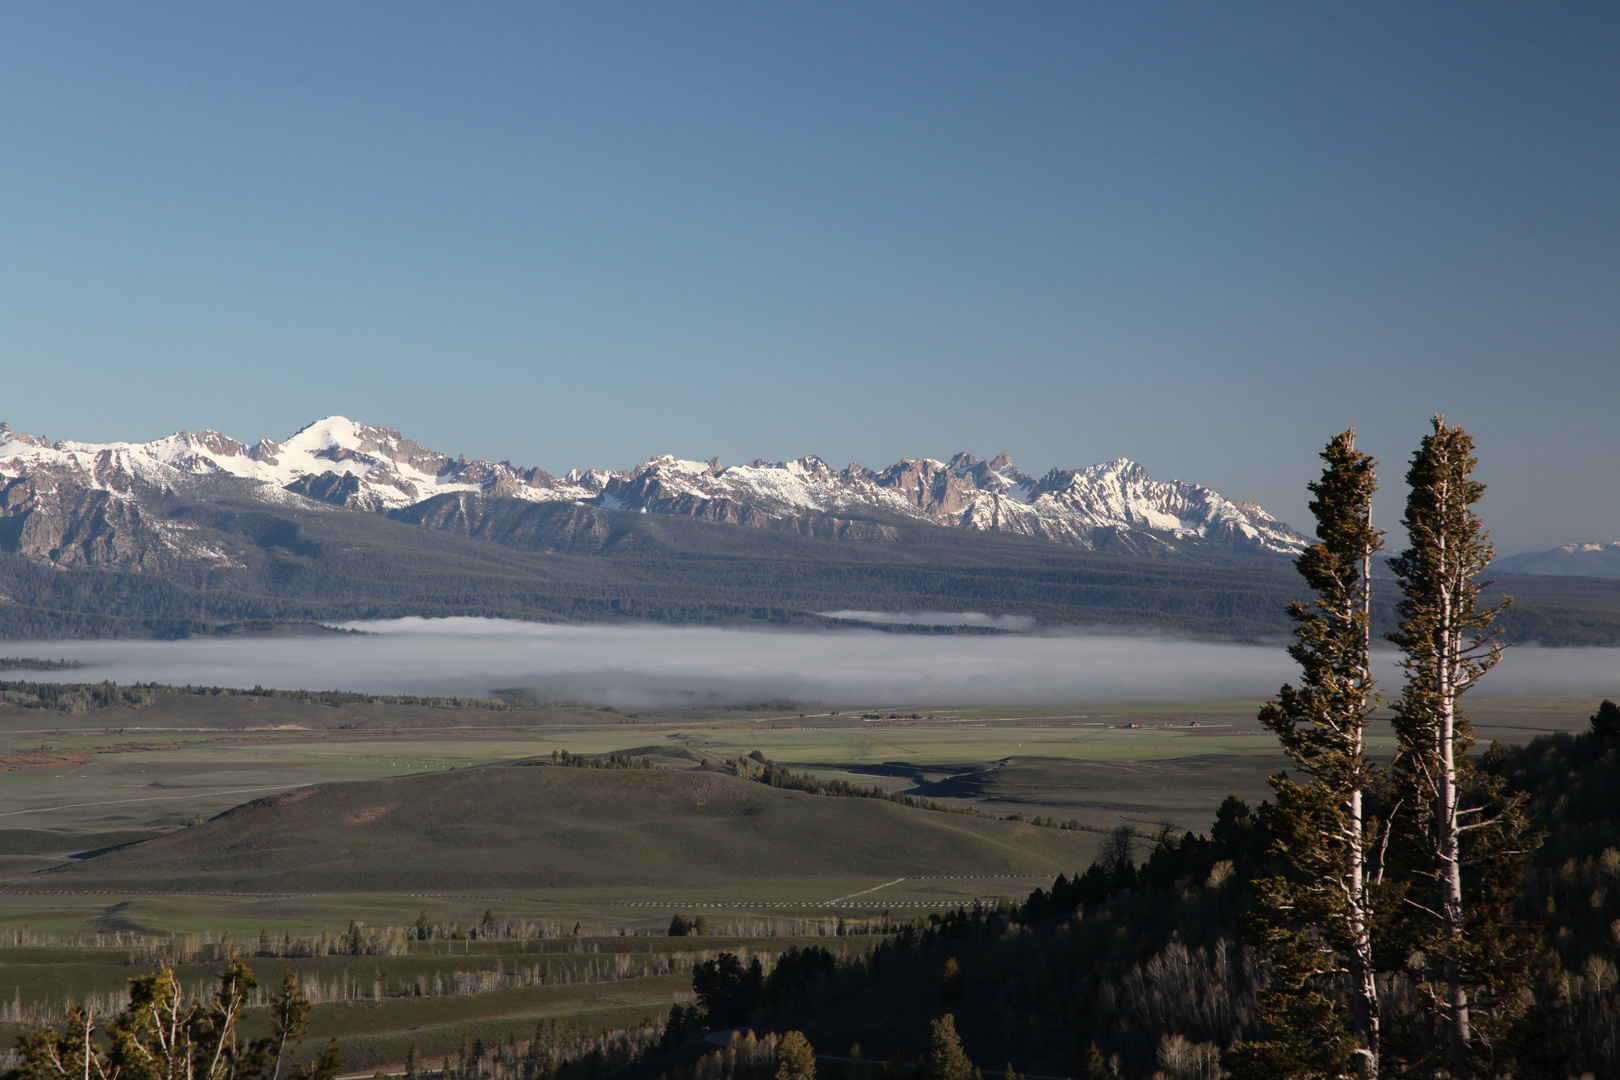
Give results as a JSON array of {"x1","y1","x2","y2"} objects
[
  {"x1": 595, "y1": 702, "x2": 1620, "y2": 1079},
  {"x1": 2, "y1": 491, "x2": 1617, "y2": 642},
  {"x1": 0, "y1": 494, "x2": 1311, "y2": 639}
]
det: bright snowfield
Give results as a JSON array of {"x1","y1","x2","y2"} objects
[
  {"x1": 0, "y1": 415, "x2": 1306, "y2": 553},
  {"x1": 0, "y1": 415, "x2": 590, "y2": 511},
  {"x1": 7, "y1": 617, "x2": 1617, "y2": 709}
]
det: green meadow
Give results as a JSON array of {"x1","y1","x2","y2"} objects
[{"x1": 0, "y1": 690, "x2": 1601, "y2": 1072}]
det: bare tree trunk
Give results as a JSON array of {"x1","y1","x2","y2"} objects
[
  {"x1": 1347, "y1": 520, "x2": 1380, "y2": 1078},
  {"x1": 1347, "y1": 786, "x2": 1380, "y2": 1077},
  {"x1": 1435, "y1": 538, "x2": 1471, "y2": 1078}
]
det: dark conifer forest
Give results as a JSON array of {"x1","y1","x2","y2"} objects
[{"x1": 3, "y1": 493, "x2": 1618, "y2": 644}]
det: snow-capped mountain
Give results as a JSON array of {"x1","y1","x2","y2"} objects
[
  {"x1": 0, "y1": 416, "x2": 1306, "y2": 569},
  {"x1": 0, "y1": 417, "x2": 569, "y2": 511},
  {"x1": 1494, "y1": 541, "x2": 1620, "y2": 580},
  {"x1": 581, "y1": 450, "x2": 1303, "y2": 555}
]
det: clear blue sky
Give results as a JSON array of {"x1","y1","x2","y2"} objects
[{"x1": 2, "y1": 3, "x2": 1616, "y2": 553}]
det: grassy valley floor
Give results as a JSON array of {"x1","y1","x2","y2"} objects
[{"x1": 0, "y1": 692, "x2": 1604, "y2": 1075}]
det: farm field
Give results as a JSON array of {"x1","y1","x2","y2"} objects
[{"x1": 19, "y1": 765, "x2": 1102, "y2": 921}]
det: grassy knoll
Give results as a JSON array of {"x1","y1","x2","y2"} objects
[{"x1": 23, "y1": 764, "x2": 1100, "y2": 906}]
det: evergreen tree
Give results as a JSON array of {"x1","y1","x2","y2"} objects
[
  {"x1": 1387, "y1": 416, "x2": 1537, "y2": 1078},
  {"x1": 1591, "y1": 699, "x2": 1620, "y2": 744},
  {"x1": 774, "y1": 1032, "x2": 817, "y2": 1080},
  {"x1": 917, "y1": 1015, "x2": 976, "y2": 1080},
  {"x1": 1231, "y1": 430, "x2": 1386, "y2": 1078}
]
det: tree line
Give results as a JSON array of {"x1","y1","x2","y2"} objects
[{"x1": 0, "y1": 676, "x2": 521, "y2": 714}]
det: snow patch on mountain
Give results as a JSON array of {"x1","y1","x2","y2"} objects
[
  {"x1": 0, "y1": 417, "x2": 595, "y2": 513},
  {"x1": 0, "y1": 416, "x2": 1308, "y2": 567}
]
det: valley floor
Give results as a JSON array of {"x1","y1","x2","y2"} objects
[{"x1": 0, "y1": 692, "x2": 1603, "y2": 1075}]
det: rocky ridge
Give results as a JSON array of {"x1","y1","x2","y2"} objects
[{"x1": 0, "y1": 416, "x2": 1307, "y2": 569}]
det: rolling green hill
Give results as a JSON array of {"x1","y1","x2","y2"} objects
[{"x1": 39, "y1": 765, "x2": 1101, "y2": 897}]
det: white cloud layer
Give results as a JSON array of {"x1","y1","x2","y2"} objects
[
  {"x1": 5, "y1": 618, "x2": 1618, "y2": 709},
  {"x1": 817, "y1": 610, "x2": 1038, "y2": 631}
]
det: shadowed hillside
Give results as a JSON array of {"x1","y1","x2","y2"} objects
[{"x1": 4, "y1": 498, "x2": 1616, "y2": 641}]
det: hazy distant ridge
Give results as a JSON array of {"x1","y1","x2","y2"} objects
[{"x1": 1494, "y1": 541, "x2": 1620, "y2": 579}]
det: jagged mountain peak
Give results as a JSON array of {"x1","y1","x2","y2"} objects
[
  {"x1": 0, "y1": 416, "x2": 1308, "y2": 569},
  {"x1": 0, "y1": 422, "x2": 51, "y2": 450}
]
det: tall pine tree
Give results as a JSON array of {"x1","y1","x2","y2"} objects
[
  {"x1": 1387, "y1": 416, "x2": 1536, "y2": 1078},
  {"x1": 1229, "y1": 430, "x2": 1386, "y2": 1079}
]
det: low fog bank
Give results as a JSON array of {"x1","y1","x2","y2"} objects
[
  {"x1": 4, "y1": 618, "x2": 1616, "y2": 709},
  {"x1": 818, "y1": 610, "x2": 1038, "y2": 631}
]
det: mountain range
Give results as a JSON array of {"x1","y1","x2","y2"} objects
[
  {"x1": 0, "y1": 416, "x2": 1305, "y2": 571},
  {"x1": 1494, "y1": 542, "x2": 1620, "y2": 580},
  {"x1": 2, "y1": 417, "x2": 1617, "y2": 645}
]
